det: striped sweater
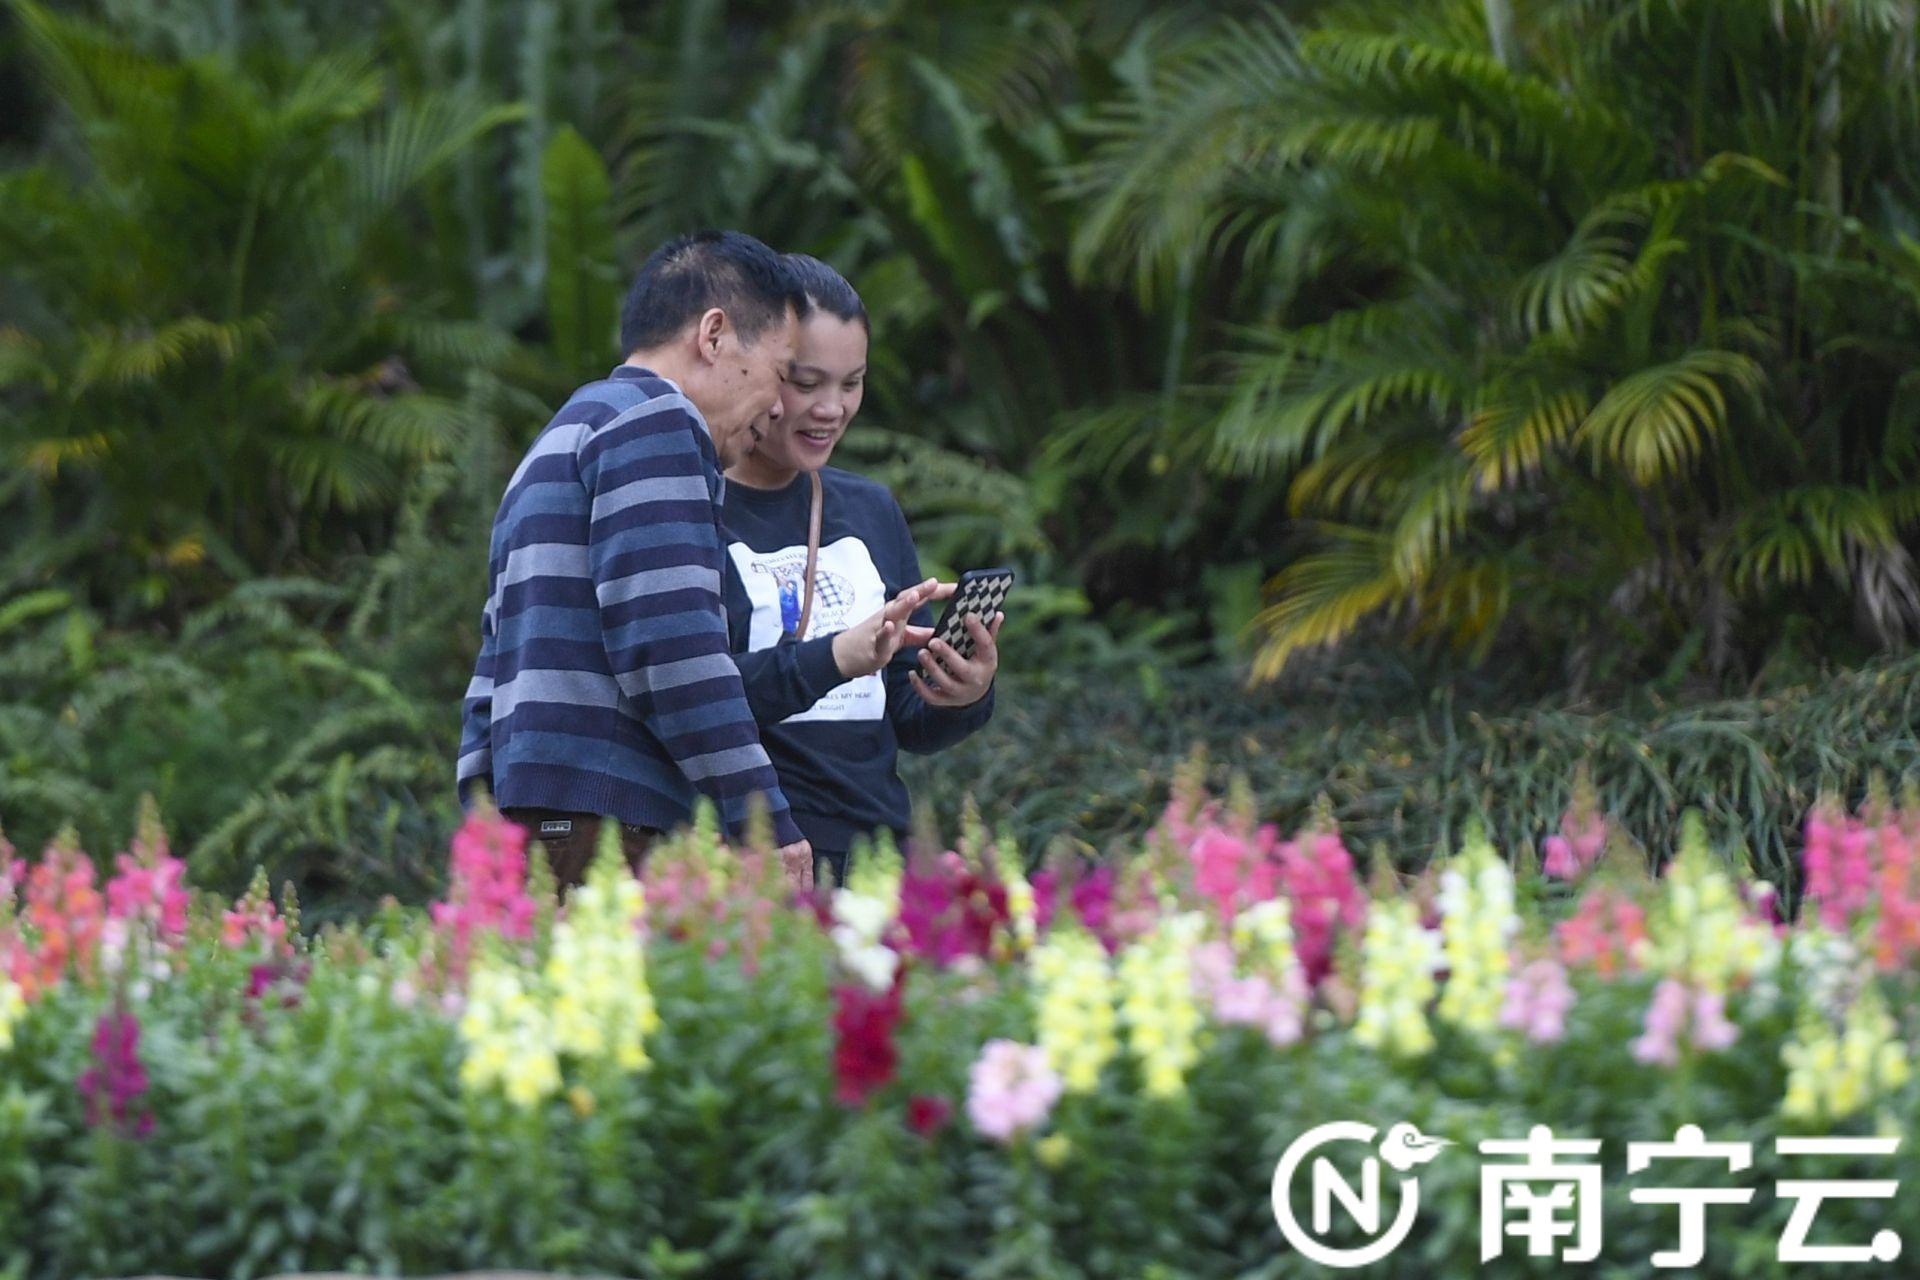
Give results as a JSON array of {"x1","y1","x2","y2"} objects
[{"x1": 457, "y1": 365, "x2": 803, "y2": 847}]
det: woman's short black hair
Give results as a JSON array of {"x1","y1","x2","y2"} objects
[
  {"x1": 782, "y1": 254, "x2": 869, "y2": 334},
  {"x1": 619, "y1": 229, "x2": 808, "y2": 354}
]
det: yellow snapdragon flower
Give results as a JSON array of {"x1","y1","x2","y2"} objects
[
  {"x1": 1782, "y1": 988, "x2": 1911, "y2": 1123},
  {"x1": 1004, "y1": 865, "x2": 1038, "y2": 952},
  {"x1": 1436, "y1": 831, "x2": 1517, "y2": 1034},
  {"x1": 0, "y1": 975, "x2": 22, "y2": 1050},
  {"x1": 1354, "y1": 898, "x2": 1442, "y2": 1058},
  {"x1": 1232, "y1": 898, "x2": 1298, "y2": 985},
  {"x1": 1030, "y1": 927, "x2": 1119, "y2": 1092},
  {"x1": 1118, "y1": 913, "x2": 1206, "y2": 1097},
  {"x1": 546, "y1": 863, "x2": 658, "y2": 1072},
  {"x1": 459, "y1": 960, "x2": 561, "y2": 1108},
  {"x1": 1642, "y1": 817, "x2": 1779, "y2": 994}
]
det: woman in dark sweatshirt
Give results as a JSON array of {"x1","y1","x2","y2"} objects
[{"x1": 720, "y1": 256, "x2": 1001, "y2": 885}]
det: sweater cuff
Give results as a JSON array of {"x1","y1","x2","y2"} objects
[
  {"x1": 954, "y1": 679, "x2": 996, "y2": 726},
  {"x1": 795, "y1": 635, "x2": 847, "y2": 699},
  {"x1": 773, "y1": 808, "x2": 805, "y2": 848}
]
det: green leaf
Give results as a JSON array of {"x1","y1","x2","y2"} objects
[{"x1": 541, "y1": 125, "x2": 619, "y2": 378}]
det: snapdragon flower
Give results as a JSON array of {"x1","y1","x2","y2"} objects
[
  {"x1": 459, "y1": 960, "x2": 560, "y2": 1108},
  {"x1": 966, "y1": 1039, "x2": 1061, "y2": 1142},
  {"x1": 1353, "y1": 898, "x2": 1442, "y2": 1059},
  {"x1": 0, "y1": 973, "x2": 22, "y2": 1050},
  {"x1": 1500, "y1": 958, "x2": 1574, "y2": 1043},
  {"x1": 546, "y1": 858, "x2": 657, "y2": 1072},
  {"x1": 829, "y1": 886, "x2": 899, "y2": 992},
  {"x1": 1030, "y1": 927, "x2": 1119, "y2": 1092},
  {"x1": 1781, "y1": 987, "x2": 1910, "y2": 1123},
  {"x1": 1640, "y1": 816, "x2": 1779, "y2": 994},
  {"x1": 1117, "y1": 912, "x2": 1206, "y2": 1097},
  {"x1": 1436, "y1": 830, "x2": 1518, "y2": 1034}
]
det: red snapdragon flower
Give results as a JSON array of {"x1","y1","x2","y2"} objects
[
  {"x1": 831, "y1": 979, "x2": 904, "y2": 1105},
  {"x1": 906, "y1": 1093, "x2": 952, "y2": 1137}
]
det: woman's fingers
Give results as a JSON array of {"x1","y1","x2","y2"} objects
[{"x1": 963, "y1": 615, "x2": 999, "y2": 669}]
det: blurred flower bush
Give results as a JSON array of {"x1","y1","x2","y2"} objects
[{"x1": 5, "y1": 780, "x2": 1920, "y2": 1278}]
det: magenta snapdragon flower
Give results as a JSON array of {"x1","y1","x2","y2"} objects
[{"x1": 77, "y1": 1008, "x2": 153, "y2": 1138}]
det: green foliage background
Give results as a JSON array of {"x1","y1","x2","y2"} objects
[{"x1": 5, "y1": 0, "x2": 1920, "y2": 900}]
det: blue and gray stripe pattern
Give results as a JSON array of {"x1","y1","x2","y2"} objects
[{"x1": 457, "y1": 365, "x2": 802, "y2": 846}]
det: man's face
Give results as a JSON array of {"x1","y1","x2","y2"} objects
[{"x1": 708, "y1": 309, "x2": 797, "y2": 469}]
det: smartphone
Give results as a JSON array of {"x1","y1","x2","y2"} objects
[{"x1": 930, "y1": 567, "x2": 1015, "y2": 661}]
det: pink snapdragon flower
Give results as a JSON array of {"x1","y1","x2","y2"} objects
[
  {"x1": 1556, "y1": 888, "x2": 1646, "y2": 977},
  {"x1": 431, "y1": 808, "x2": 536, "y2": 942},
  {"x1": 1803, "y1": 808, "x2": 1875, "y2": 932},
  {"x1": 422, "y1": 807, "x2": 536, "y2": 987},
  {"x1": 1631, "y1": 978, "x2": 1738, "y2": 1065},
  {"x1": 1500, "y1": 958, "x2": 1575, "y2": 1043},
  {"x1": 17, "y1": 842, "x2": 106, "y2": 997},
  {"x1": 221, "y1": 881, "x2": 290, "y2": 956},
  {"x1": 966, "y1": 1039, "x2": 1062, "y2": 1143},
  {"x1": 104, "y1": 813, "x2": 189, "y2": 942},
  {"x1": 1542, "y1": 810, "x2": 1609, "y2": 880},
  {"x1": 1278, "y1": 830, "x2": 1367, "y2": 986},
  {"x1": 1190, "y1": 939, "x2": 1307, "y2": 1046},
  {"x1": 1189, "y1": 825, "x2": 1282, "y2": 919}
]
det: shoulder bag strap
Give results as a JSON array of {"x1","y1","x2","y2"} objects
[{"x1": 794, "y1": 470, "x2": 824, "y2": 640}]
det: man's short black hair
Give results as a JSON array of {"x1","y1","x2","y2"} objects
[
  {"x1": 783, "y1": 254, "x2": 869, "y2": 334},
  {"x1": 619, "y1": 229, "x2": 807, "y2": 354}
]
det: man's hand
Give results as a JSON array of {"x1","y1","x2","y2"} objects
[
  {"x1": 831, "y1": 578, "x2": 952, "y2": 679},
  {"x1": 909, "y1": 612, "x2": 1001, "y2": 707},
  {"x1": 778, "y1": 839, "x2": 815, "y2": 892}
]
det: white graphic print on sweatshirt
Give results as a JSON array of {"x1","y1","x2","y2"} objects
[{"x1": 727, "y1": 535, "x2": 886, "y2": 723}]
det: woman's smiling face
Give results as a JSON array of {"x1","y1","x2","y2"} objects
[{"x1": 756, "y1": 312, "x2": 868, "y2": 474}]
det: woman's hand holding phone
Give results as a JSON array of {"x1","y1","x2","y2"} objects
[
  {"x1": 910, "y1": 611, "x2": 1002, "y2": 707},
  {"x1": 831, "y1": 578, "x2": 953, "y2": 678}
]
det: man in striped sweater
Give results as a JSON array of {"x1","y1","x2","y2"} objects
[{"x1": 458, "y1": 230, "x2": 814, "y2": 889}]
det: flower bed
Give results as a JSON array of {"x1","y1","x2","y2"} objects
[{"x1": 3, "y1": 784, "x2": 1920, "y2": 1278}]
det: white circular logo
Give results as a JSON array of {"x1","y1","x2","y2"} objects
[{"x1": 1272, "y1": 1120, "x2": 1450, "y2": 1268}]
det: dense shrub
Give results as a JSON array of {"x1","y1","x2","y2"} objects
[{"x1": 906, "y1": 653, "x2": 1920, "y2": 893}]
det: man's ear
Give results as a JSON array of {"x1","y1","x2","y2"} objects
[{"x1": 695, "y1": 308, "x2": 728, "y2": 365}]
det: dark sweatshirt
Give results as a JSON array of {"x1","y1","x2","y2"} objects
[{"x1": 720, "y1": 466, "x2": 995, "y2": 854}]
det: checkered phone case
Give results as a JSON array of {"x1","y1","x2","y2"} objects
[{"x1": 932, "y1": 569, "x2": 1014, "y2": 660}]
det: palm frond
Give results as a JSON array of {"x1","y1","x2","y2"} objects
[
  {"x1": 71, "y1": 316, "x2": 264, "y2": 391},
  {"x1": 1213, "y1": 305, "x2": 1466, "y2": 477},
  {"x1": 300, "y1": 382, "x2": 464, "y2": 463},
  {"x1": 1459, "y1": 384, "x2": 1591, "y2": 490},
  {"x1": 1249, "y1": 525, "x2": 1403, "y2": 681},
  {"x1": 1574, "y1": 349, "x2": 1763, "y2": 484},
  {"x1": 339, "y1": 91, "x2": 525, "y2": 238}
]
